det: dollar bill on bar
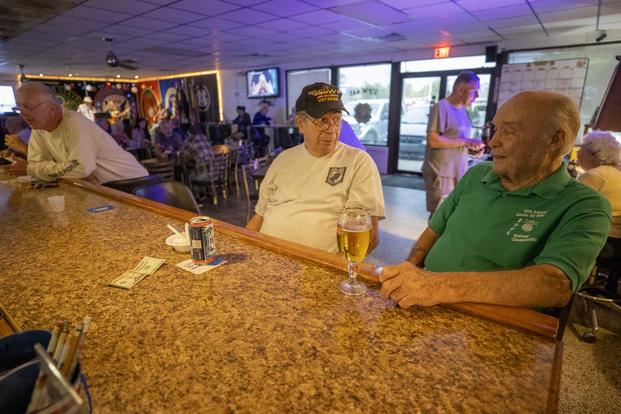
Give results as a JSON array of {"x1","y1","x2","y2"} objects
[{"x1": 109, "y1": 257, "x2": 165, "y2": 289}]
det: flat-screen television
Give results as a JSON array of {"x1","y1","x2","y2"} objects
[
  {"x1": 246, "y1": 68, "x2": 279, "y2": 98},
  {"x1": 0, "y1": 85, "x2": 17, "y2": 113}
]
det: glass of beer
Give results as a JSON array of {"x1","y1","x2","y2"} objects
[{"x1": 337, "y1": 207, "x2": 372, "y2": 296}]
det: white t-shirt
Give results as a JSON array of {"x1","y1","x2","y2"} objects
[
  {"x1": 256, "y1": 142, "x2": 385, "y2": 253},
  {"x1": 27, "y1": 110, "x2": 148, "y2": 183}
]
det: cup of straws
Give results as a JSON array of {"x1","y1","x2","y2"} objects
[{"x1": 0, "y1": 317, "x2": 92, "y2": 414}]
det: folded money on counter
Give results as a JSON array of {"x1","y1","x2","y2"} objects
[{"x1": 109, "y1": 256, "x2": 165, "y2": 289}]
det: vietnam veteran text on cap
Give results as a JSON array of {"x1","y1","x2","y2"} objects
[{"x1": 295, "y1": 82, "x2": 350, "y2": 118}]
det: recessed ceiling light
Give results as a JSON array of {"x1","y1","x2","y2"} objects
[
  {"x1": 134, "y1": 75, "x2": 139, "y2": 79},
  {"x1": 39, "y1": 73, "x2": 43, "y2": 77},
  {"x1": 69, "y1": 73, "x2": 73, "y2": 77},
  {"x1": 116, "y1": 74, "x2": 120, "y2": 78}
]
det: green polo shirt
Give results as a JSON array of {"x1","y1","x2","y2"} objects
[{"x1": 426, "y1": 162, "x2": 611, "y2": 292}]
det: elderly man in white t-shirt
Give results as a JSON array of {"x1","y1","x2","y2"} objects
[
  {"x1": 11, "y1": 82, "x2": 147, "y2": 183},
  {"x1": 246, "y1": 82, "x2": 385, "y2": 254}
]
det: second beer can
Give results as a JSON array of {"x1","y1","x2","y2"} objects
[{"x1": 189, "y1": 216, "x2": 217, "y2": 264}]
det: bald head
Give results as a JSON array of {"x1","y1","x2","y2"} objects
[
  {"x1": 15, "y1": 82, "x2": 62, "y2": 131},
  {"x1": 490, "y1": 90, "x2": 580, "y2": 190},
  {"x1": 16, "y1": 82, "x2": 60, "y2": 104},
  {"x1": 507, "y1": 90, "x2": 580, "y2": 157}
]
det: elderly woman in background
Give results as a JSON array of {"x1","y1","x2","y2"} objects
[{"x1": 577, "y1": 131, "x2": 621, "y2": 295}]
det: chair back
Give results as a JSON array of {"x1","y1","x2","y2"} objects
[
  {"x1": 103, "y1": 174, "x2": 164, "y2": 194},
  {"x1": 241, "y1": 164, "x2": 259, "y2": 222},
  {"x1": 132, "y1": 181, "x2": 200, "y2": 213},
  {"x1": 209, "y1": 153, "x2": 229, "y2": 183}
]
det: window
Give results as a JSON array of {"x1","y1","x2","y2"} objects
[
  {"x1": 286, "y1": 68, "x2": 331, "y2": 118},
  {"x1": 401, "y1": 55, "x2": 495, "y2": 73},
  {"x1": 338, "y1": 63, "x2": 392, "y2": 146}
]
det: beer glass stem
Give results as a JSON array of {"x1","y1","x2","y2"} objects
[{"x1": 347, "y1": 261, "x2": 357, "y2": 284}]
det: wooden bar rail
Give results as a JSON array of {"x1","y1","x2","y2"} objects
[{"x1": 70, "y1": 178, "x2": 560, "y2": 340}]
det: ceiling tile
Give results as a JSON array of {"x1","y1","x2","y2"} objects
[
  {"x1": 456, "y1": 0, "x2": 524, "y2": 12},
  {"x1": 102, "y1": 25, "x2": 152, "y2": 37},
  {"x1": 288, "y1": 25, "x2": 335, "y2": 37},
  {"x1": 530, "y1": 0, "x2": 597, "y2": 14},
  {"x1": 318, "y1": 18, "x2": 373, "y2": 32},
  {"x1": 218, "y1": 8, "x2": 278, "y2": 24},
  {"x1": 171, "y1": 0, "x2": 240, "y2": 16},
  {"x1": 117, "y1": 16, "x2": 178, "y2": 30},
  {"x1": 220, "y1": 0, "x2": 268, "y2": 6},
  {"x1": 226, "y1": 26, "x2": 279, "y2": 37},
  {"x1": 382, "y1": 0, "x2": 447, "y2": 8},
  {"x1": 301, "y1": 0, "x2": 362, "y2": 6},
  {"x1": 291, "y1": 9, "x2": 348, "y2": 24},
  {"x1": 539, "y1": 6, "x2": 599, "y2": 23},
  {"x1": 141, "y1": 0, "x2": 179, "y2": 4},
  {"x1": 259, "y1": 18, "x2": 310, "y2": 32},
  {"x1": 250, "y1": 0, "x2": 318, "y2": 17},
  {"x1": 330, "y1": 0, "x2": 412, "y2": 25},
  {"x1": 402, "y1": 2, "x2": 465, "y2": 19},
  {"x1": 143, "y1": 7, "x2": 206, "y2": 23},
  {"x1": 62, "y1": 5, "x2": 132, "y2": 23},
  {"x1": 472, "y1": 4, "x2": 533, "y2": 20},
  {"x1": 83, "y1": 0, "x2": 160, "y2": 14},
  {"x1": 164, "y1": 26, "x2": 213, "y2": 37},
  {"x1": 187, "y1": 17, "x2": 244, "y2": 31}
]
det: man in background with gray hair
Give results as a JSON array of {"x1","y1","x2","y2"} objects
[
  {"x1": 422, "y1": 71, "x2": 484, "y2": 214},
  {"x1": 11, "y1": 82, "x2": 147, "y2": 183},
  {"x1": 381, "y1": 91, "x2": 611, "y2": 309}
]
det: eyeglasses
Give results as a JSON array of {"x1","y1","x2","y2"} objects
[
  {"x1": 13, "y1": 100, "x2": 50, "y2": 113},
  {"x1": 305, "y1": 114, "x2": 341, "y2": 131},
  {"x1": 483, "y1": 122, "x2": 496, "y2": 140}
]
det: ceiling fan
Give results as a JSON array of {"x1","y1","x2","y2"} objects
[{"x1": 104, "y1": 37, "x2": 138, "y2": 71}]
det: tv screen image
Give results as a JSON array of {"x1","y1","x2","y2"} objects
[
  {"x1": 0, "y1": 85, "x2": 17, "y2": 113},
  {"x1": 247, "y1": 68, "x2": 279, "y2": 98}
]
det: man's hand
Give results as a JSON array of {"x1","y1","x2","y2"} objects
[
  {"x1": 7, "y1": 155, "x2": 27, "y2": 176},
  {"x1": 4, "y1": 134, "x2": 28, "y2": 155},
  {"x1": 379, "y1": 262, "x2": 445, "y2": 307}
]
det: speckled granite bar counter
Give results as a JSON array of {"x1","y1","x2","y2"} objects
[{"x1": 0, "y1": 178, "x2": 560, "y2": 413}]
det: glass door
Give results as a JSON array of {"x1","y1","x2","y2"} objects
[{"x1": 397, "y1": 76, "x2": 441, "y2": 172}]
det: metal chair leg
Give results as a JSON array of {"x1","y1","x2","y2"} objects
[{"x1": 582, "y1": 298, "x2": 598, "y2": 343}]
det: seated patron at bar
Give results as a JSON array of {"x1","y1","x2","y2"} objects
[
  {"x1": 12, "y1": 83, "x2": 148, "y2": 183},
  {"x1": 247, "y1": 82, "x2": 385, "y2": 253},
  {"x1": 576, "y1": 131, "x2": 621, "y2": 293},
  {"x1": 380, "y1": 91, "x2": 611, "y2": 308}
]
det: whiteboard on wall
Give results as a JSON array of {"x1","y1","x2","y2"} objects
[{"x1": 498, "y1": 58, "x2": 589, "y2": 108}]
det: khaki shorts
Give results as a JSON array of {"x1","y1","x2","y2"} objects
[{"x1": 422, "y1": 165, "x2": 458, "y2": 213}]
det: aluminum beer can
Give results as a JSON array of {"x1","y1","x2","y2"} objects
[{"x1": 189, "y1": 216, "x2": 217, "y2": 264}]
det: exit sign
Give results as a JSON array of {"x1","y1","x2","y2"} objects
[{"x1": 434, "y1": 47, "x2": 450, "y2": 58}]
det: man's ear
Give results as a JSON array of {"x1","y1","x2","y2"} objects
[
  {"x1": 548, "y1": 129, "x2": 566, "y2": 154},
  {"x1": 295, "y1": 115, "x2": 305, "y2": 133}
]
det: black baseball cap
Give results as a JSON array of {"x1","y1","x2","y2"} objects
[{"x1": 295, "y1": 82, "x2": 349, "y2": 118}]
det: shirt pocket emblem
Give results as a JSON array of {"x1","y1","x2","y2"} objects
[{"x1": 326, "y1": 167, "x2": 346, "y2": 186}]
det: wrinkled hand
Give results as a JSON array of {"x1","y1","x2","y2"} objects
[
  {"x1": 7, "y1": 155, "x2": 27, "y2": 176},
  {"x1": 379, "y1": 262, "x2": 444, "y2": 307},
  {"x1": 4, "y1": 134, "x2": 28, "y2": 154}
]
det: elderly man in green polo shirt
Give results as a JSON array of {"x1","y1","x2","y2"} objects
[{"x1": 380, "y1": 90, "x2": 611, "y2": 308}]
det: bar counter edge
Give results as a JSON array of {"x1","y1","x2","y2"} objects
[{"x1": 69, "y1": 179, "x2": 561, "y2": 341}]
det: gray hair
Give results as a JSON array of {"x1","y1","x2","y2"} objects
[
  {"x1": 581, "y1": 131, "x2": 621, "y2": 166},
  {"x1": 16, "y1": 82, "x2": 61, "y2": 106}
]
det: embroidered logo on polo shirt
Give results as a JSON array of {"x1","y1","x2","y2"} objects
[
  {"x1": 326, "y1": 167, "x2": 346, "y2": 186},
  {"x1": 506, "y1": 208, "x2": 547, "y2": 243}
]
